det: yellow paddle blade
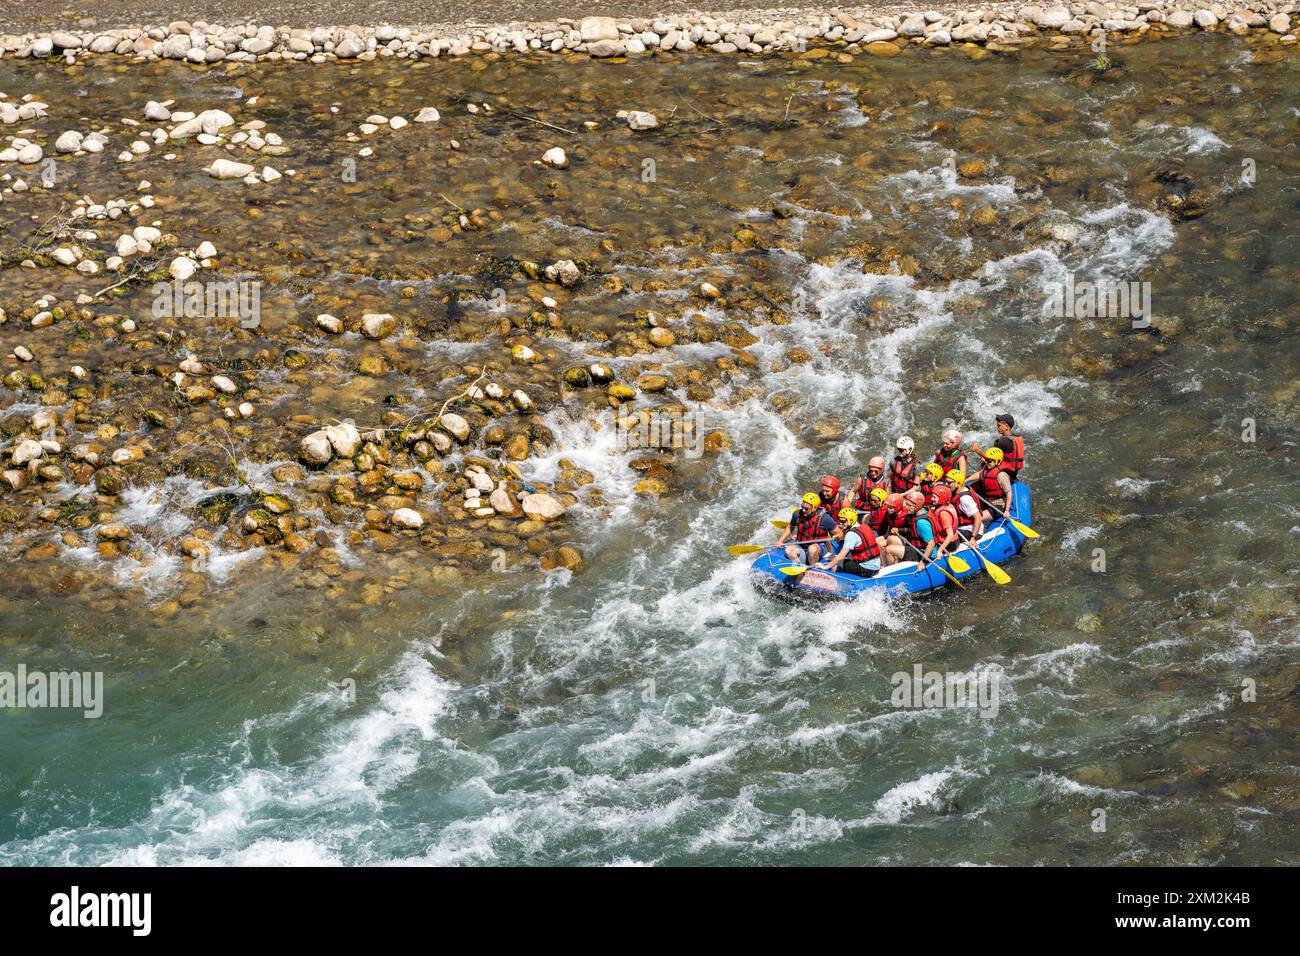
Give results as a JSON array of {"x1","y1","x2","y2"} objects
[
  {"x1": 946, "y1": 554, "x2": 970, "y2": 574},
  {"x1": 979, "y1": 555, "x2": 1012, "y2": 585},
  {"x1": 770, "y1": 519, "x2": 790, "y2": 530},
  {"x1": 1009, "y1": 515, "x2": 1040, "y2": 539},
  {"x1": 728, "y1": 544, "x2": 768, "y2": 556},
  {"x1": 779, "y1": 565, "x2": 808, "y2": 576}
]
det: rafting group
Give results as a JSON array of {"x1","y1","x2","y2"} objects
[{"x1": 766, "y1": 414, "x2": 1029, "y2": 586}]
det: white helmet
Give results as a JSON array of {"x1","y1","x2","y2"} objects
[
  {"x1": 896, "y1": 436, "x2": 914, "y2": 452},
  {"x1": 943, "y1": 428, "x2": 963, "y2": 444}
]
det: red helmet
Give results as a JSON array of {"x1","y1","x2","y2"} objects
[
  {"x1": 885, "y1": 493, "x2": 904, "y2": 511},
  {"x1": 820, "y1": 475, "x2": 840, "y2": 495},
  {"x1": 903, "y1": 490, "x2": 925, "y2": 508},
  {"x1": 929, "y1": 486, "x2": 952, "y2": 508}
]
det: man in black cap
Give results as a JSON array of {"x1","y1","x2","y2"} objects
[{"x1": 971, "y1": 414, "x2": 1025, "y2": 483}]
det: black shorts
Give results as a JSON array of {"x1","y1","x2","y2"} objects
[
  {"x1": 840, "y1": 558, "x2": 880, "y2": 577},
  {"x1": 902, "y1": 542, "x2": 928, "y2": 562}
]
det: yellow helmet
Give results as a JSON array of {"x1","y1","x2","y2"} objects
[
  {"x1": 802, "y1": 492, "x2": 822, "y2": 507},
  {"x1": 945, "y1": 469, "x2": 966, "y2": 487},
  {"x1": 923, "y1": 462, "x2": 944, "y2": 481},
  {"x1": 838, "y1": 507, "x2": 858, "y2": 525},
  {"x1": 983, "y1": 447, "x2": 1004, "y2": 464},
  {"x1": 869, "y1": 487, "x2": 888, "y2": 505}
]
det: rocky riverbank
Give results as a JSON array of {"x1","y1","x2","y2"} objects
[
  {"x1": 0, "y1": 16, "x2": 1292, "y2": 619},
  {"x1": 1, "y1": 3, "x2": 1297, "y2": 62}
]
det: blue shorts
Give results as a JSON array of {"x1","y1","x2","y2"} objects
[{"x1": 789, "y1": 543, "x2": 826, "y2": 563}]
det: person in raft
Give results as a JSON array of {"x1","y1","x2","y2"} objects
[
  {"x1": 973, "y1": 446, "x2": 1015, "y2": 524},
  {"x1": 933, "y1": 428, "x2": 967, "y2": 483},
  {"x1": 945, "y1": 469, "x2": 984, "y2": 540},
  {"x1": 896, "y1": 489, "x2": 939, "y2": 564},
  {"x1": 817, "y1": 475, "x2": 847, "y2": 518},
  {"x1": 817, "y1": 507, "x2": 883, "y2": 577},
  {"x1": 889, "y1": 436, "x2": 920, "y2": 493},
  {"x1": 927, "y1": 485, "x2": 961, "y2": 561},
  {"x1": 969, "y1": 414, "x2": 1025, "y2": 483},
  {"x1": 775, "y1": 492, "x2": 837, "y2": 567},
  {"x1": 849, "y1": 456, "x2": 889, "y2": 510}
]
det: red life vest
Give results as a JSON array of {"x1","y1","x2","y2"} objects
[
  {"x1": 980, "y1": 464, "x2": 1007, "y2": 501},
  {"x1": 953, "y1": 488, "x2": 978, "y2": 527},
  {"x1": 904, "y1": 510, "x2": 933, "y2": 549},
  {"x1": 933, "y1": 446, "x2": 963, "y2": 472},
  {"x1": 930, "y1": 503, "x2": 958, "y2": 543},
  {"x1": 792, "y1": 507, "x2": 824, "y2": 542},
  {"x1": 919, "y1": 478, "x2": 935, "y2": 499},
  {"x1": 852, "y1": 473, "x2": 888, "y2": 509},
  {"x1": 846, "y1": 524, "x2": 882, "y2": 561},
  {"x1": 889, "y1": 457, "x2": 916, "y2": 493},
  {"x1": 1005, "y1": 435, "x2": 1025, "y2": 474},
  {"x1": 819, "y1": 493, "x2": 847, "y2": 518},
  {"x1": 866, "y1": 505, "x2": 890, "y2": 534}
]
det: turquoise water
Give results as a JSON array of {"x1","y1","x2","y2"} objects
[{"x1": 1, "y1": 34, "x2": 1298, "y2": 864}]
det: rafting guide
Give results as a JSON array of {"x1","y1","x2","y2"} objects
[{"x1": 890, "y1": 665, "x2": 1001, "y2": 719}]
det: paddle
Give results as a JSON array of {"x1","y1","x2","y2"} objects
[
  {"x1": 968, "y1": 486, "x2": 1039, "y2": 539},
  {"x1": 945, "y1": 551, "x2": 971, "y2": 574},
  {"x1": 771, "y1": 519, "x2": 789, "y2": 530},
  {"x1": 955, "y1": 528, "x2": 1011, "y2": 585},
  {"x1": 727, "y1": 536, "x2": 832, "y2": 556},
  {"x1": 924, "y1": 554, "x2": 966, "y2": 589}
]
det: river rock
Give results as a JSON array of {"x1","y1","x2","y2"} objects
[
  {"x1": 169, "y1": 256, "x2": 198, "y2": 281},
  {"x1": 54, "y1": 130, "x2": 83, "y2": 153},
  {"x1": 12, "y1": 439, "x2": 44, "y2": 466},
  {"x1": 542, "y1": 147, "x2": 568, "y2": 168},
  {"x1": 206, "y1": 158, "x2": 255, "y2": 179},
  {"x1": 414, "y1": 107, "x2": 441, "y2": 123},
  {"x1": 391, "y1": 508, "x2": 424, "y2": 529},
  {"x1": 626, "y1": 111, "x2": 658, "y2": 130},
  {"x1": 324, "y1": 421, "x2": 361, "y2": 457},
  {"x1": 361, "y1": 313, "x2": 396, "y2": 339},
  {"x1": 300, "y1": 429, "x2": 334, "y2": 464},
  {"x1": 580, "y1": 16, "x2": 620, "y2": 41},
  {"x1": 436, "y1": 413, "x2": 470, "y2": 442},
  {"x1": 522, "y1": 492, "x2": 566, "y2": 521}
]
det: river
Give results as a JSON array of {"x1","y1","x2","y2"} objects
[{"x1": 1, "y1": 32, "x2": 1297, "y2": 865}]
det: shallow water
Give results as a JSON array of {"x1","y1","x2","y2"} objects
[{"x1": 2, "y1": 34, "x2": 1299, "y2": 865}]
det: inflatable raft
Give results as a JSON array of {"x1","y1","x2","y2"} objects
[{"x1": 751, "y1": 483, "x2": 1034, "y2": 600}]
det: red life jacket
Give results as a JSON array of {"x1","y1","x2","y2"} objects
[
  {"x1": 930, "y1": 503, "x2": 958, "y2": 543},
  {"x1": 846, "y1": 523, "x2": 881, "y2": 562},
  {"x1": 866, "y1": 505, "x2": 890, "y2": 534},
  {"x1": 889, "y1": 457, "x2": 916, "y2": 493},
  {"x1": 953, "y1": 488, "x2": 978, "y2": 527},
  {"x1": 904, "y1": 510, "x2": 933, "y2": 549},
  {"x1": 891, "y1": 508, "x2": 908, "y2": 532},
  {"x1": 852, "y1": 473, "x2": 888, "y2": 509},
  {"x1": 933, "y1": 446, "x2": 963, "y2": 472},
  {"x1": 792, "y1": 507, "x2": 824, "y2": 542},
  {"x1": 919, "y1": 478, "x2": 935, "y2": 498},
  {"x1": 980, "y1": 464, "x2": 1007, "y2": 501},
  {"x1": 819, "y1": 493, "x2": 847, "y2": 518},
  {"x1": 1005, "y1": 435, "x2": 1025, "y2": 474}
]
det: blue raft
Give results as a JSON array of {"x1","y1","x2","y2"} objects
[{"x1": 751, "y1": 484, "x2": 1034, "y2": 600}]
